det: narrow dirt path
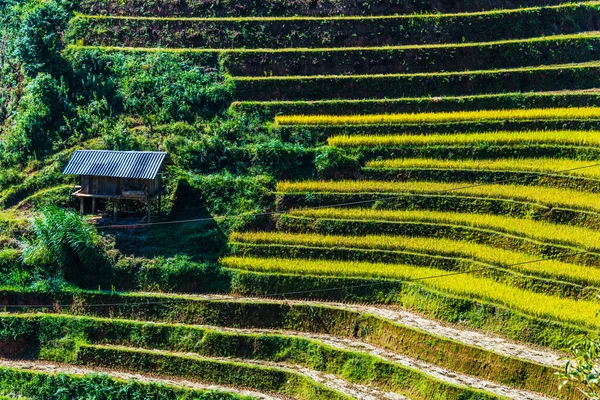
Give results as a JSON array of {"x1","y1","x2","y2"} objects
[
  {"x1": 0, "y1": 359, "x2": 285, "y2": 400},
  {"x1": 172, "y1": 294, "x2": 564, "y2": 367}
]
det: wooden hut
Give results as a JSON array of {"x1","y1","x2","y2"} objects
[{"x1": 63, "y1": 150, "x2": 167, "y2": 222}]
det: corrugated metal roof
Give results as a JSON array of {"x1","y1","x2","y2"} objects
[{"x1": 63, "y1": 150, "x2": 167, "y2": 180}]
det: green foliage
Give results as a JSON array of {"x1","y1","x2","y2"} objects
[
  {"x1": 236, "y1": 63, "x2": 600, "y2": 101},
  {"x1": 66, "y1": 49, "x2": 234, "y2": 125},
  {"x1": 21, "y1": 206, "x2": 107, "y2": 283},
  {"x1": 111, "y1": 256, "x2": 231, "y2": 293},
  {"x1": 0, "y1": 291, "x2": 579, "y2": 398},
  {"x1": 561, "y1": 336, "x2": 600, "y2": 399},
  {"x1": 0, "y1": 367, "x2": 251, "y2": 399},
  {"x1": 3, "y1": 313, "x2": 496, "y2": 400},
  {"x1": 71, "y1": 4, "x2": 599, "y2": 49},
  {"x1": 2, "y1": 73, "x2": 74, "y2": 163},
  {"x1": 226, "y1": 35, "x2": 600, "y2": 77},
  {"x1": 231, "y1": 92, "x2": 600, "y2": 119},
  {"x1": 314, "y1": 147, "x2": 360, "y2": 179},
  {"x1": 185, "y1": 173, "x2": 275, "y2": 232},
  {"x1": 74, "y1": 0, "x2": 572, "y2": 17},
  {"x1": 12, "y1": 0, "x2": 70, "y2": 78}
]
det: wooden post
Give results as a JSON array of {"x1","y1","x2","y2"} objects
[
  {"x1": 113, "y1": 200, "x2": 118, "y2": 221},
  {"x1": 147, "y1": 200, "x2": 152, "y2": 224},
  {"x1": 91, "y1": 198, "x2": 96, "y2": 215},
  {"x1": 80, "y1": 198, "x2": 84, "y2": 215}
]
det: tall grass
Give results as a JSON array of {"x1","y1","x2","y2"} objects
[
  {"x1": 277, "y1": 180, "x2": 600, "y2": 212},
  {"x1": 287, "y1": 208, "x2": 600, "y2": 251},
  {"x1": 276, "y1": 107, "x2": 600, "y2": 126},
  {"x1": 365, "y1": 158, "x2": 600, "y2": 178},
  {"x1": 328, "y1": 130, "x2": 600, "y2": 147},
  {"x1": 221, "y1": 255, "x2": 600, "y2": 329},
  {"x1": 231, "y1": 231, "x2": 600, "y2": 286}
]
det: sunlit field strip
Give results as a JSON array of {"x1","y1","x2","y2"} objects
[
  {"x1": 286, "y1": 207, "x2": 600, "y2": 250},
  {"x1": 221, "y1": 255, "x2": 600, "y2": 329},
  {"x1": 76, "y1": 2, "x2": 600, "y2": 21},
  {"x1": 71, "y1": 32, "x2": 600, "y2": 53},
  {"x1": 276, "y1": 107, "x2": 600, "y2": 125},
  {"x1": 231, "y1": 231, "x2": 600, "y2": 286},
  {"x1": 277, "y1": 180, "x2": 600, "y2": 212},
  {"x1": 328, "y1": 130, "x2": 600, "y2": 146},
  {"x1": 365, "y1": 158, "x2": 600, "y2": 178}
]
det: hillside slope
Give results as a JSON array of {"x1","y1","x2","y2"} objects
[{"x1": 1, "y1": 0, "x2": 600, "y2": 398}]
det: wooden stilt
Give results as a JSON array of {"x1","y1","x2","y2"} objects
[
  {"x1": 147, "y1": 200, "x2": 152, "y2": 224},
  {"x1": 91, "y1": 198, "x2": 96, "y2": 215},
  {"x1": 80, "y1": 198, "x2": 84, "y2": 215},
  {"x1": 113, "y1": 200, "x2": 118, "y2": 221}
]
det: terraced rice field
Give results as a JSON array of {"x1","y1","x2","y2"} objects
[{"x1": 7, "y1": 0, "x2": 600, "y2": 398}]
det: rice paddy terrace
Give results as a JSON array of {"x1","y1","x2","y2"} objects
[{"x1": 5, "y1": 0, "x2": 600, "y2": 398}]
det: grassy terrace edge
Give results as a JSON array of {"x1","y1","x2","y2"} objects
[
  {"x1": 0, "y1": 313, "x2": 505, "y2": 400},
  {"x1": 230, "y1": 91, "x2": 600, "y2": 117},
  {"x1": 234, "y1": 62, "x2": 600, "y2": 100},
  {"x1": 69, "y1": 34, "x2": 600, "y2": 76},
  {"x1": 0, "y1": 291, "x2": 583, "y2": 398},
  {"x1": 69, "y1": 3, "x2": 600, "y2": 49}
]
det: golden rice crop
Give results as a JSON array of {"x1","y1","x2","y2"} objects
[
  {"x1": 221, "y1": 255, "x2": 600, "y2": 329},
  {"x1": 277, "y1": 180, "x2": 600, "y2": 213},
  {"x1": 327, "y1": 130, "x2": 600, "y2": 147},
  {"x1": 231, "y1": 231, "x2": 600, "y2": 286},
  {"x1": 287, "y1": 207, "x2": 600, "y2": 251},
  {"x1": 276, "y1": 108, "x2": 600, "y2": 126},
  {"x1": 365, "y1": 158, "x2": 600, "y2": 178}
]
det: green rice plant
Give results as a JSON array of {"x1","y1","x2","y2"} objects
[
  {"x1": 276, "y1": 107, "x2": 600, "y2": 126},
  {"x1": 277, "y1": 180, "x2": 600, "y2": 213},
  {"x1": 286, "y1": 207, "x2": 600, "y2": 251},
  {"x1": 328, "y1": 130, "x2": 600, "y2": 146},
  {"x1": 365, "y1": 158, "x2": 600, "y2": 178},
  {"x1": 230, "y1": 231, "x2": 600, "y2": 287},
  {"x1": 222, "y1": 255, "x2": 600, "y2": 329}
]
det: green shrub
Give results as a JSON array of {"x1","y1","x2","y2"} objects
[
  {"x1": 185, "y1": 173, "x2": 275, "y2": 232},
  {"x1": 21, "y1": 206, "x2": 108, "y2": 285},
  {"x1": 314, "y1": 147, "x2": 361, "y2": 179}
]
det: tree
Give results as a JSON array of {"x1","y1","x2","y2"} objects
[{"x1": 561, "y1": 336, "x2": 600, "y2": 398}]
